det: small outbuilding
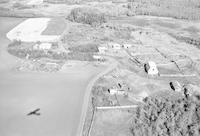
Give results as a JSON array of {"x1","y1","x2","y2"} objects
[
  {"x1": 108, "y1": 42, "x2": 121, "y2": 50},
  {"x1": 93, "y1": 55, "x2": 104, "y2": 61},
  {"x1": 183, "y1": 84, "x2": 198, "y2": 97},
  {"x1": 144, "y1": 61, "x2": 159, "y2": 75},
  {"x1": 33, "y1": 43, "x2": 52, "y2": 50},
  {"x1": 108, "y1": 87, "x2": 125, "y2": 95},
  {"x1": 98, "y1": 46, "x2": 107, "y2": 54},
  {"x1": 123, "y1": 43, "x2": 132, "y2": 49},
  {"x1": 169, "y1": 81, "x2": 182, "y2": 92}
]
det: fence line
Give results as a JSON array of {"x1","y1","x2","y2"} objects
[
  {"x1": 160, "y1": 74, "x2": 196, "y2": 77},
  {"x1": 96, "y1": 105, "x2": 138, "y2": 110}
]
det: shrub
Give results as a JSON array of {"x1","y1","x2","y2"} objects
[
  {"x1": 8, "y1": 40, "x2": 22, "y2": 47},
  {"x1": 44, "y1": 0, "x2": 81, "y2": 4},
  {"x1": 127, "y1": 0, "x2": 200, "y2": 20},
  {"x1": 12, "y1": 2, "x2": 33, "y2": 9},
  {"x1": 131, "y1": 95, "x2": 200, "y2": 136},
  {"x1": 67, "y1": 7, "x2": 107, "y2": 26},
  {"x1": 68, "y1": 43, "x2": 98, "y2": 53}
]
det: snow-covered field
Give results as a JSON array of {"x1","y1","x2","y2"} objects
[
  {"x1": 27, "y1": 0, "x2": 43, "y2": 5},
  {"x1": 6, "y1": 18, "x2": 60, "y2": 42}
]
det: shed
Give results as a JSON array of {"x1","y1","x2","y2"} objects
[
  {"x1": 108, "y1": 42, "x2": 121, "y2": 50},
  {"x1": 183, "y1": 84, "x2": 199, "y2": 96},
  {"x1": 33, "y1": 43, "x2": 52, "y2": 50},
  {"x1": 98, "y1": 46, "x2": 107, "y2": 54},
  {"x1": 123, "y1": 43, "x2": 132, "y2": 49},
  {"x1": 108, "y1": 87, "x2": 125, "y2": 95},
  {"x1": 169, "y1": 81, "x2": 182, "y2": 92},
  {"x1": 144, "y1": 61, "x2": 159, "y2": 75},
  {"x1": 108, "y1": 88, "x2": 118, "y2": 95},
  {"x1": 93, "y1": 55, "x2": 104, "y2": 61}
]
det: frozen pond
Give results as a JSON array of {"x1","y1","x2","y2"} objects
[{"x1": 0, "y1": 17, "x2": 104, "y2": 136}]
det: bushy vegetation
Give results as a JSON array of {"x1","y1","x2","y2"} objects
[
  {"x1": 8, "y1": 40, "x2": 22, "y2": 47},
  {"x1": 68, "y1": 43, "x2": 98, "y2": 53},
  {"x1": 131, "y1": 94, "x2": 200, "y2": 136},
  {"x1": 12, "y1": 2, "x2": 34, "y2": 10},
  {"x1": 7, "y1": 41, "x2": 95, "y2": 61},
  {"x1": 44, "y1": 0, "x2": 81, "y2": 4},
  {"x1": 170, "y1": 34, "x2": 200, "y2": 48},
  {"x1": 8, "y1": 41, "x2": 67, "y2": 60},
  {"x1": 67, "y1": 7, "x2": 107, "y2": 26},
  {"x1": 127, "y1": 0, "x2": 200, "y2": 20}
]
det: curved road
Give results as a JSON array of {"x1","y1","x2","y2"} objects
[{"x1": 76, "y1": 57, "x2": 118, "y2": 136}]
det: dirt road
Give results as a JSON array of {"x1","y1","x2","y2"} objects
[{"x1": 76, "y1": 57, "x2": 118, "y2": 136}]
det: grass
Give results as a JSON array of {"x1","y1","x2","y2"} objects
[
  {"x1": 68, "y1": 43, "x2": 99, "y2": 53},
  {"x1": 0, "y1": 0, "x2": 9, "y2": 4},
  {"x1": 12, "y1": 2, "x2": 34, "y2": 10},
  {"x1": 44, "y1": 0, "x2": 81, "y2": 4},
  {"x1": 91, "y1": 110, "x2": 133, "y2": 136},
  {"x1": 42, "y1": 18, "x2": 67, "y2": 35},
  {"x1": 127, "y1": 0, "x2": 200, "y2": 20}
]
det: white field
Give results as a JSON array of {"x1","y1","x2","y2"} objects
[
  {"x1": 6, "y1": 18, "x2": 60, "y2": 42},
  {"x1": 27, "y1": 0, "x2": 43, "y2": 5}
]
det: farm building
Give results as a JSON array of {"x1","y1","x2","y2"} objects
[
  {"x1": 108, "y1": 42, "x2": 121, "y2": 50},
  {"x1": 33, "y1": 43, "x2": 52, "y2": 50},
  {"x1": 170, "y1": 81, "x2": 182, "y2": 92},
  {"x1": 98, "y1": 46, "x2": 108, "y2": 54},
  {"x1": 144, "y1": 61, "x2": 159, "y2": 75},
  {"x1": 108, "y1": 87, "x2": 126, "y2": 95},
  {"x1": 93, "y1": 55, "x2": 104, "y2": 61},
  {"x1": 123, "y1": 43, "x2": 132, "y2": 49}
]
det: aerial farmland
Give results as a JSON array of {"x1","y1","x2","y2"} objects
[{"x1": 0, "y1": 0, "x2": 200, "y2": 136}]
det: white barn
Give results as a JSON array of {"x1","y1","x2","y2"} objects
[{"x1": 144, "y1": 61, "x2": 159, "y2": 75}]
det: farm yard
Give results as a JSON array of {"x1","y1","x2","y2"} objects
[{"x1": 1, "y1": 0, "x2": 200, "y2": 136}]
